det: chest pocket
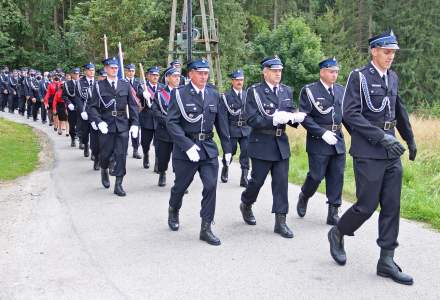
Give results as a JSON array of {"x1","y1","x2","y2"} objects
[
  {"x1": 369, "y1": 85, "x2": 387, "y2": 96},
  {"x1": 279, "y1": 98, "x2": 295, "y2": 112},
  {"x1": 118, "y1": 90, "x2": 128, "y2": 97},
  {"x1": 208, "y1": 105, "x2": 217, "y2": 114},
  {"x1": 263, "y1": 102, "x2": 276, "y2": 114},
  {"x1": 184, "y1": 104, "x2": 202, "y2": 118}
]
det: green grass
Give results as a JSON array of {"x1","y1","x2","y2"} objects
[{"x1": 0, "y1": 118, "x2": 41, "y2": 181}]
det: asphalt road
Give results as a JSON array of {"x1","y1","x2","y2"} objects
[{"x1": 1, "y1": 112, "x2": 439, "y2": 300}]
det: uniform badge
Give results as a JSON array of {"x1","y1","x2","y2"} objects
[
  {"x1": 270, "y1": 103, "x2": 274, "y2": 108},
  {"x1": 264, "y1": 88, "x2": 270, "y2": 94},
  {"x1": 189, "y1": 113, "x2": 194, "y2": 118}
]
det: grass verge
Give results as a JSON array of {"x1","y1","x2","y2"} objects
[{"x1": 0, "y1": 117, "x2": 41, "y2": 181}]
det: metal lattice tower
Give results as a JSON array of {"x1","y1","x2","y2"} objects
[{"x1": 167, "y1": 0, "x2": 222, "y2": 87}]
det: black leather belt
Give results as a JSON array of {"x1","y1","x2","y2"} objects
[
  {"x1": 186, "y1": 132, "x2": 214, "y2": 141},
  {"x1": 232, "y1": 120, "x2": 247, "y2": 127},
  {"x1": 255, "y1": 128, "x2": 285, "y2": 137},
  {"x1": 372, "y1": 120, "x2": 396, "y2": 130},
  {"x1": 111, "y1": 110, "x2": 127, "y2": 117},
  {"x1": 320, "y1": 124, "x2": 342, "y2": 132}
]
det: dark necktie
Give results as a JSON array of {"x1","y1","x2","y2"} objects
[
  {"x1": 328, "y1": 87, "x2": 333, "y2": 97},
  {"x1": 89, "y1": 80, "x2": 93, "y2": 87},
  {"x1": 152, "y1": 85, "x2": 156, "y2": 92},
  {"x1": 238, "y1": 92, "x2": 242, "y2": 100},
  {"x1": 382, "y1": 74, "x2": 388, "y2": 88},
  {"x1": 111, "y1": 81, "x2": 116, "y2": 90},
  {"x1": 273, "y1": 86, "x2": 278, "y2": 96}
]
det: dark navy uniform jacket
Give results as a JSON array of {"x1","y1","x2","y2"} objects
[
  {"x1": 88, "y1": 79, "x2": 139, "y2": 133},
  {"x1": 299, "y1": 81, "x2": 346, "y2": 155},
  {"x1": 25, "y1": 77, "x2": 41, "y2": 99},
  {"x1": 39, "y1": 79, "x2": 49, "y2": 100},
  {"x1": 166, "y1": 83, "x2": 231, "y2": 161},
  {"x1": 61, "y1": 80, "x2": 77, "y2": 106},
  {"x1": 7, "y1": 76, "x2": 18, "y2": 96},
  {"x1": 245, "y1": 81, "x2": 298, "y2": 161},
  {"x1": 221, "y1": 88, "x2": 251, "y2": 138},
  {"x1": 343, "y1": 62, "x2": 414, "y2": 159},
  {"x1": 75, "y1": 77, "x2": 94, "y2": 113},
  {"x1": 152, "y1": 86, "x2": 173, "y2": 143},
  {"x1": 139, "y1": 81, "x2": 164, "y2": 130}
]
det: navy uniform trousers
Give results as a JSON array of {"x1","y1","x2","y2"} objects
[{"x1": 337, "y1": 62, "x2": 415, "y2": 250}]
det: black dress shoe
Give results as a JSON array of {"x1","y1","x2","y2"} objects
[
  {"x1": 143, "y1": 155, "x2": 150, "y2": 169},
  {"x1": 328, "y1": 226, "x2": 346, "y2": 265},
  {"x1": 79, "y1": 143, "x2": 84, "y2": 150},
  {"x1": 158, "y1": 172, "x2": 166, "y2": 187},
  {"x1": 168, "y1": 206, "x2": 179, "y2": 231},
  {"x1": 296, "y1": 192, "x2": 309, "y2": 218},
  {"x1": 220, "y1": 165, "x2": 228, "y2": 183},
  {"x1": 240, "y1": 168, "x2": 249, "y2": 187},
  {"x1": 114, "y1": 176, "x2": 126, "y2": 197},
  {"x1": 200, "y1": 220, "x2": 221, "y2": 246},
  {"x1": 70, "y1": 139, "x2": 76, "y2": 147},
  {"x1": 93, "y1": 159, "x2": 100, "y2": 171},
  {"x1": 326, "y1": 205, "x2": 340, "y2": 226},
  {"x1": 133, "y1": 148, "x2": 142, "y2": 159},
  {"x1": 101, "y1": 168, "x2": 110, "y2": 189},
  {"x1": 84, "y1": 146, "x2": 90, "y2": 157},
  {"x1": 377, "y1": 249, "x2": 414, "y2": 285},
  {"x1": 240, "y1": 202, "x2": 256, "y2": 225},
  {"x1": 274, "y1": 214, "x2": 294, "y2": 238}
]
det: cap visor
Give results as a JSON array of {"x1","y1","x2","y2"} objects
[
  {"x1": 194, "y1": 68, "x2": 210, "y2": 72},
  {"x1": 269, "y1": 65, "x2": 283, "y2": 70},
  {"x1": 379, "y1": 44, "x2": 400, "y2": 50}
]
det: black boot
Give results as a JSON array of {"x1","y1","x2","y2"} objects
[
  {"x1": 200, "y1": 220, "x2": 221, "y2": 246},
  {"x1": 154, "y1": 157, "x2": 159, "y2": 173},
  {"x1": 158, "y1": 172, "x2": 166, "y2": 187},
  {"x1": 114, "y1": 176, "x2": 126, "y2": 197},
  {"x1": 328, "y1": 226, "x2": 346, "y2": 265},
  {"x1": 101, "y1": 168, "x2": 110, "y2": 189},
  {"x1": 93, "y1": 158, "x2": 100, "y2": 171},
  {"x1": 240, "y1": 202, "x2": 256, "y2": 225},
  {"x1": 143, "y1": 154, "x2": 150, "y2": 169},
  {"x1": 377, "y1": 249, "x2": 414, "y2": 285},
  {"x1": 79, "y1": 142, "x2": 84, "y2": 150},
  {"x1": 84, "y1": 145, "x2": 89, "y2": 157},
  {"x1": 220, "y1": 164, "x2": 228, "y2": 183},
  {"x1": 274, "y1": 214, "x2": 294, "y2": 238},
  {"x1": 240, "y1": 168, "x2": 249, "y2": 187},
  {"x1": 91, "y1": 153, "x2": 95, "y2": 161},
  {"x1": 326, "y1": 204, "x2": 340, "y2": 226},
  {"x1": 168, "y1": 206, "x2": 179, "y2": 231},
  {"x1": 70, "y1": 138, "x2": 76, "y2": 147},
  {"x1": 296, "y1": 192, "x2": 309, "y2": 218},
  {"x1": 133, "y1": 148, "x2": 142, "y2": 159},
  {"x1": 109, "y1": 160, "x2": 116, "y2": 176}
]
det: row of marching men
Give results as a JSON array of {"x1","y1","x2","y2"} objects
[
  {"x1": 0, "y1": 29, "x2": 418, "y2": 285},
  {"x1": 83, "y1": 29, "x2": 417, "y2": 286}
]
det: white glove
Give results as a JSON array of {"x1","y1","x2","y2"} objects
[
  {"x1": 91, "y1": 121, "x2": 98, "y2": 130},
  {"x1": 224, "y1": 153, "x2": 232, "y2": 166},
  {"x1": 186, "y1": 144, "x2": 201, "y2": 162},
  {"x1": 142, "y1": 91, "x2": 152, "y2": 108},
  {"x1": 98, "y1": 121, "x2": 108, "y2": 134},
  {"x1": 272, "y1": 110, "x2": 291, "y2": 126},
  {"x1": 322, "y1": 130, "x2": 338, "y2": 145},
  {"x1": 81, "y1": 111, "x2": 88, "y2": 120},
  {"x1": 129, "y1": 125, "x2": 139, "y2": 139},
  {"x1": 68, "y1": 103, "x2": 75, "y2": 111},
  {"x1": 290, "y1": 112, "x2": 307, "y2": 123}
]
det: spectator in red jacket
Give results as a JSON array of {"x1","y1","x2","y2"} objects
[{"x1": 45, "y1": 73, "x2": 68, "y2": 135}]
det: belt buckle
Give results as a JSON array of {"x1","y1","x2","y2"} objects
[
  {"x1": 275, "y1": 128, "x2": 283, "y2": 137},
  {"x1": 384, "y1": 121, "x2": 391, "y2": 130},
  {"x1": 198, "y1": 133, "x2": 206, "y2": 141},
  {"x1": 331, "y1": 124, "x2": 339, "y2": 132},
  {"x1": 111, "y1": 111, "x2": 117, "y2": 117},
  {"x1": 237, "y1": 121, "x2": 243, "y2": 127}
]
